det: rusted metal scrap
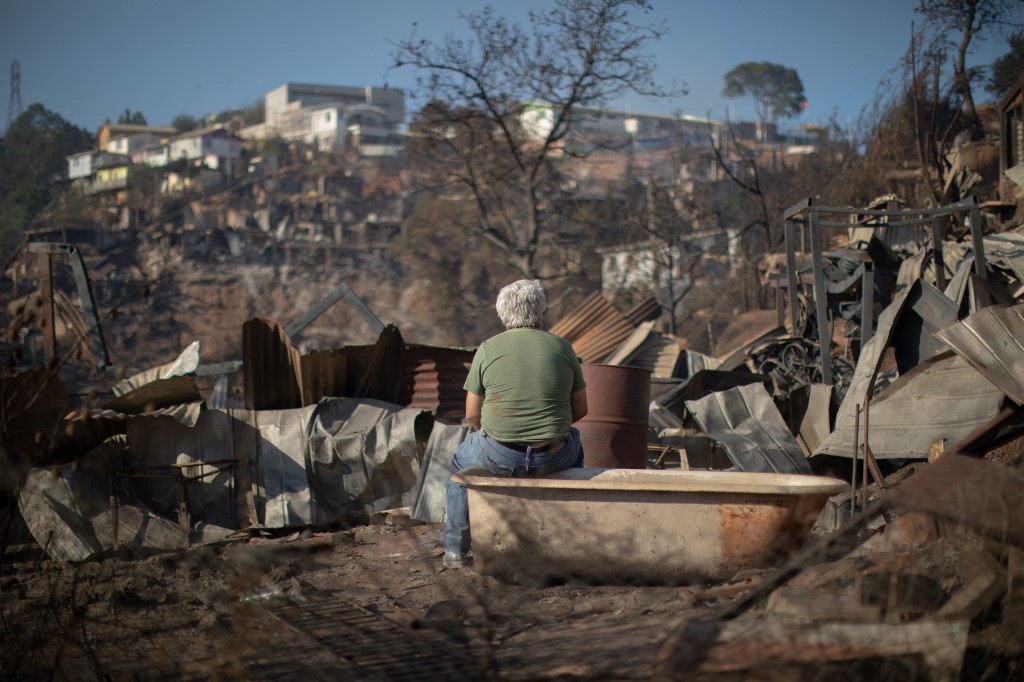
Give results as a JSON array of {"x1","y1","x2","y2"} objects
[{"x1": 746, "y1": 334, "x2": 853, "y2": 401}]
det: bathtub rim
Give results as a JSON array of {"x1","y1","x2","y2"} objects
[{"x1": 453, "y1": 467, "x2": 848, "y2": 496}]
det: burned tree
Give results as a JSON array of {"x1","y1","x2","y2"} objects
[
  {"x1": 916, "y1": 0, "x2": 1023, "y2": 122},
  {"x1": 617, "y1": 178, "x2": 706, "y2": 335},
  {"x1": 392, "y1": 0, "x2": 681, "y2": 279}
]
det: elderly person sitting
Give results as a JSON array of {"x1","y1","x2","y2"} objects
[{"x1": 443, "y1": 279, "x2": 588, "y2": 568}]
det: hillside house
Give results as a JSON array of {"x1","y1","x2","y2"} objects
[
  {"x1": 98, "y1": 124, "x2": 176, "y2": 153},
  {"x1": 263, "y1": 83, "x2": 404, "y2": 130},
  {"x1": 67, "y1": 151, "x2": 95, "y2": 181},
  {"x1": 599, "y1": 229, "x2": 736, "y2": 294},
  {"x1": 273, "y1": 102, "x2": 400, "y2": 153},
  {"x1": 168, "y1": 127, "x2": 242, "y2": 170},
  {"x1": 242, "y1": 83, "x2": 406, "y2": 156},
  {"x1": 66, "y1": 151, "x2": 132, "y2": 193},
  {"x1": 90, "y1": 153, "x2": 132, "y2": 196},
  {"x1": 131, "y1": 144, "x2": 170, "y2": 168}
]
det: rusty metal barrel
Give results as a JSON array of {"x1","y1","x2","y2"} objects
[{"x1": 576, "y1": 364, "x2": 651, "y2": 468}]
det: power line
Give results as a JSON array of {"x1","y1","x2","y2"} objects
[{"x1": 8, "y1": 59, "x2": 23, "y2": 129}]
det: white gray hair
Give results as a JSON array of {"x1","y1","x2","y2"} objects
[{"x1": 496, "y1": 279, "x2": 546, "y2": 329}]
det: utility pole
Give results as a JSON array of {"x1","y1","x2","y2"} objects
[{"x1": 7, "y1": 60, "x2": 23, "y2": 130}]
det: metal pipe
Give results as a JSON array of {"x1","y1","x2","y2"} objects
[
  {"x1": 808, "y1": 207, "x2": 832, "y2": 385},
  {"x1": 818, "y1": 216, "x2": 957, "y2": 229},
  {"x1": 860, "y1": 265, "x2": 874, "y2": 352},
  {"x1": 932, "y1": 217, "x2": 947, "y2": 291},
  {"x1": 862, "y1": 400, "x2": 870, "y2": 506},
  {"x1": 792, "y1": 197, "x2": 977, "y2": 218},
  {"x1": 784, "y1": 220, "x2": 799, "y2": 333},
  {"x1": 969, "y1": 198, "x2": 988, "y2": 280},
  {"x1": 852, "y1": 405, "x2": 860, "y2": 516}
]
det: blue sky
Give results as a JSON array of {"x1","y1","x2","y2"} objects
[{"x1": 2, "y1": 0, "x2": 1021, "y2": 135}]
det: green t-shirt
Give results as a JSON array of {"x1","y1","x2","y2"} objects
[{"x1": 463, "y1": 328, "x2": 586, "y2": 442}]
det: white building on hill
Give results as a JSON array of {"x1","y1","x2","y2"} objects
[{"x1": 245, "y1": 82, "x2": 406, "y2": 155}]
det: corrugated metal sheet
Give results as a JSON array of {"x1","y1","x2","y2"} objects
[
  {"x1": 892, "y1": 277, "x2": 958, "y2": 372},
  {"x1": 117, "y1": 399, "x2": 427, "y2": 531},
  {"x1": 54, "y1": 392, "x2": 203, "y2": 459},
  {"x1": 299, "y1": 336, "x2": 472, "y2": 419},
  {"x1": 307, "y1": 400, "x2": 429, "y2": 520},
  {"x1": 935, "y1": 303, "x2": 1024, "y2": 405},
  {"x1": 832, "y1": 279, "x2": 954, "y2": 435},
  {"x1": 894, "y1": 243, "x2": 969, "y2": 293},
  {"x1": 103, "y1": 375, "x2": 202, "y2": 415},
  {"x1": 308, "y1": 398, "x2": 402, "y2": 436},
  {"x1": 19, "y1": 452, "x2": 187, "y2": 562},
  {"x1": 243, "y1": 318, "x2": 303, "y2": 410},
  {"x1": 113, "y1": 341, "x2": 200, "y2": 397},
  {"x1": 298, "y1": 326, "x2": 403, "y2": 407},
  {"x1": 623, "y1": 296, "x2": 663, "y2": 326},
  {"x1": 548, "y1": 293, "x2": 660, "y2": 363},
  {"x1": 21, "y1": 399, "x2": 431, "y2": 561},
  {"x1": 655, "y1": 370, "x2": 772, "y2": 418},
  {"x1": 300, "y1": 349, "x2": 349, "y2": 405},
  {"x1": 681, "y1": 350, "x2": 723, "y2": 376},
  {"x1": 791, "y1": 384, "x2": 832, "y2": 456},
  {"x1": 983, "y1": 230, "x2": 1024, "y2": 284},
  {"x1": 814, "y1": 351, "x2": 1005, "y2": 460},
  {"x1": 410, "y1": 421, "x2": 472, "y2": 523},
  {"x1": 74, "y1": 401, "x2": 203, "y2": 428},
  {"x1": 548, "y1": 292, "x2": 613, "y2": 340},
  {"x1": 604, "y1": 321, "x2": 682, "y2": 378},
  {"x1": 354, "y1": 324, "x2": 404, "y2": 403},
  {"x1": 685, "y1": 382, "x2": 813, "y2": 474},
  {"x1": 208, "y1": 376, "x2": 245, "y2": 410},
  {"x1": 398, "y1": 345, "x2": 474, "y2": 420},
  {"x1": 897, "y1": 231, "x2": 1024, "y2": 296}
]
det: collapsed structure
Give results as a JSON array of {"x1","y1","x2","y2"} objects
[
  {"x1": 6, "y1": 190, "x2": 1024, "y2": 557},
  {"x1": 6, "y1": 115, "x2": 1024, "y2": 672}
]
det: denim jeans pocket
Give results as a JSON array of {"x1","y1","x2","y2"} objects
[{"x1": 483, "y1": 457, "x2": 518, "y2": 477}]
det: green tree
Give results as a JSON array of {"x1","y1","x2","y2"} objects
[
  {"x1": 916, "y1": 0, "x2": 1023, "y2": 120},
  {"x1": 116, "y1": 108, "x2": 147, "y2": 125},
  {"x1": 722, "y1": 62, "x2": 806, "y2": 141},
  {"x1": 211, "y1": 100, "x2": 264, "y2": 128},
  {"x1": 260, "y1": 134, "x2": 289, "y2": 161},
  {"x1": 987, "y1": 28, "x2": 1024, "y2": 98},
  {"x1": 392, "y1": 0, "x2": 680, "y2": 279},
  {"x1": 0, "y1": 104, "x2": 93, "y2": 264},
  {"x1": 171, "y1": 113, "x2": 199, "y2": 133}
]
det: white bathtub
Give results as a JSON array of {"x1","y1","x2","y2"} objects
[{"x1": 455, "y1": 467, "x2": 846, "y2": 584}]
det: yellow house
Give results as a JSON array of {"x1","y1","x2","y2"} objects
[{"x1": 95, "y1": 165, "x2": 128, "y2": 187}]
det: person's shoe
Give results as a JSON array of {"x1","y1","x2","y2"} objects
[{"x1": 442, "y1": 550, "x2": 472, "y2": 568}]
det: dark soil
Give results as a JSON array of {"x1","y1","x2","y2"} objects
[{"x1": 1, "y1": 521, "x2": 725, "y2": 680}]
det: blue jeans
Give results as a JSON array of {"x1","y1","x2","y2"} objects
[{"x1": 443, "y1": 427, "x2": 584, "y2": 555}]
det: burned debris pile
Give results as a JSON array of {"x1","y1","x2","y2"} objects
[
  {"x1": 3, "y1": 190, "x2": 1024, "y2": 678},
  {"x1": 642, "y1": 196, "x2": 1024, "y2": 679}
]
